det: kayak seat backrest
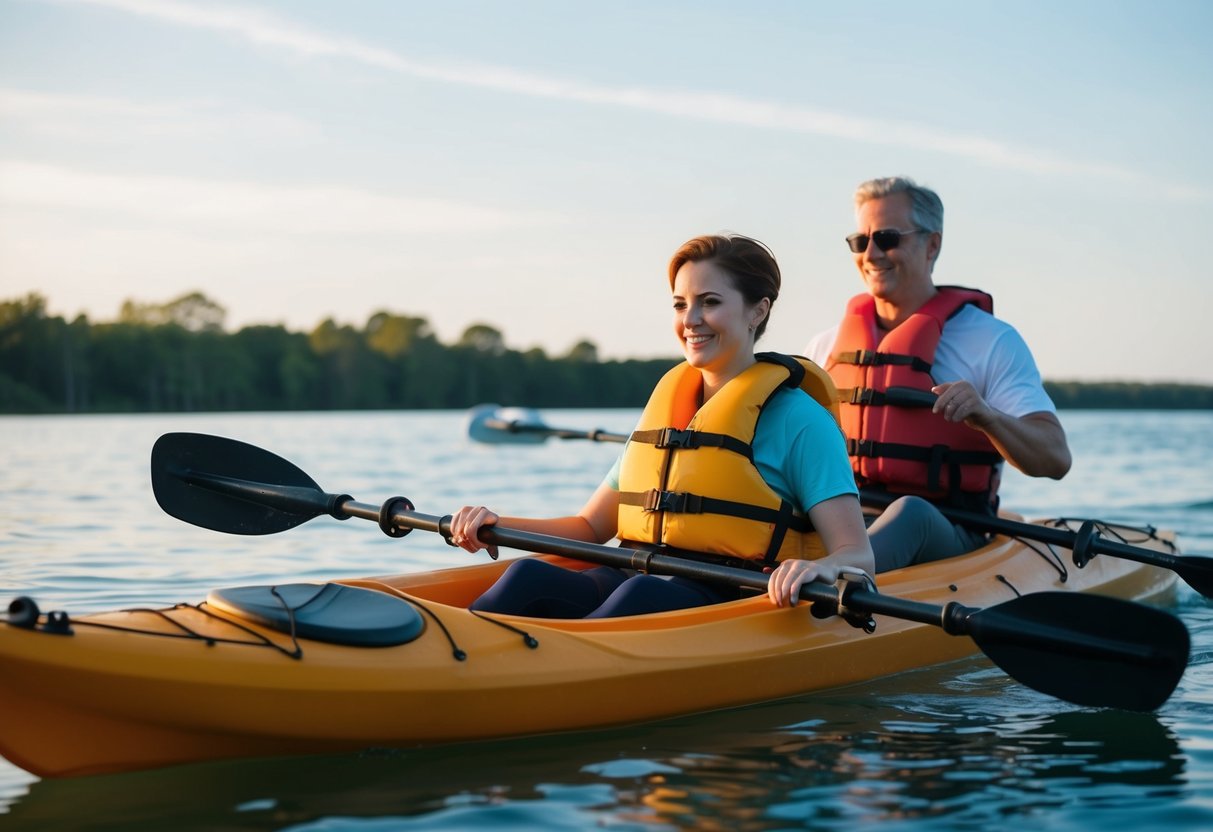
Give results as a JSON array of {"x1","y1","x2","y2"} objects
[{"x1": 206, "y1": 583, "x2": 424, "y2": 647}]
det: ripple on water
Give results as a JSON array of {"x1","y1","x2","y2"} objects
[{"x1": 1, "y1": 409, "x2": 1212, "y2": 831}]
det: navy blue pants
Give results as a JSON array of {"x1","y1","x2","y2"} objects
[{"x1": 469, "y1": 558, "x2": 733, "y2": 619}]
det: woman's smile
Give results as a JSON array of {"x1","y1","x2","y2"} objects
[{"x1": 671, "y1": 259, "x2": 765, "y2": 391}]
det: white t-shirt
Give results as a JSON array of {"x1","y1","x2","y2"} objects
[{"x1": 803, "y1": 304, "x2": 1057, "y2": 419}]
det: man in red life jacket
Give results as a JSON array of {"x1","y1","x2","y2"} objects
[{"x1": 804, "y1": 176, "x2": 1071, "y2": 572}]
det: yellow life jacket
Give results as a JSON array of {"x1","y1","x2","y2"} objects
[{"x1": 617, "y1": 353, "x2": 840, "y2": 565}]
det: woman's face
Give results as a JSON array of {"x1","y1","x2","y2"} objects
[{"x1": 671, "y1": 258, "x2": 766, "y2": 381}]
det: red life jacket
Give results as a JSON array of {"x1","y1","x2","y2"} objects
[{"x1": 824, "y1": 286, "x2": 1003, "y2": 509}]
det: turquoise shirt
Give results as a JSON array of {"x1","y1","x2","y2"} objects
[{"x1": 605, "y1": 386, "x2": 857, "y2": 513}]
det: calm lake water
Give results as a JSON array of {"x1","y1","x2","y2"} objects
[{"x1": 2, "y1": 409, "x2": 1212, "y2": 831}]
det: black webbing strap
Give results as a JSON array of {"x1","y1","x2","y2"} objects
[
  {"x1": 838, "y1": 385, "x2": 938, "y2": 408},
  {"x1": 755, "y1": 351, "x2": 806, "y2": 389},
  {"x1": 761, "y1": 500, "x2": 795, "y2": 565},
  {"x1": 629, "y1": 427, "x2": 753, "y2": 460},
  {"x1": 847, "y1": 439, "x2": 1001, "y2": 466},
  {"x1": 833, "y1": 349, "x2": 932, "y2": 374},
  {"x1": 848, "y1": 439, "x2": 1002, "y2": 493},
  {"x1": 619, "y1": 489, "x2": 812, "y2": 533}
]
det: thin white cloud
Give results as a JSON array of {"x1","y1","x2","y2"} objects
[
  {"x1": 1, "y1": 88, "x2": 158, "y2": 118},
  {"x1": 56, "y1": 0, "x2": 1208, "y2": 200},
  {"x1": 0, "y1": 160, "x2": 554, "y2": 234},
  {"x1": 0, "y1": 87, "x2": 319, "y2": 141}
]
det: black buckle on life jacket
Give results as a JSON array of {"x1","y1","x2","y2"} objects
[
  {"x1": 847, "y1": 387, "x2": 878, "y2": 405},
  {"x1": 642, "y1": 489, "x2": 702, "y2": 514},
  {"x1": 655, "y1": 428, "x2": 698, "y2": 449},
  {"x1": 847, "y1": 439, "x2": 876, "y2": 457},
  {"x1": 853, "y1": 349, "x2": 878, "y2": 366}
]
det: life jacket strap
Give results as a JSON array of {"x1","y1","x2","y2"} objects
[
  {"x1": 847, "y1": 439, "x2": 1002, "y2": 494},
  {"x1": 847, "y1": 439, "x2": 1002, "y2": 466},
  {"x1": 838, "y1": 385, "x2": 938, "y2": 408},
  {"x1": 629, "y1": 427, "x2": 753, "y2": 459},
  {"x1": 619, "y1": 489, "x2": 812, "y2": 533},
  {"x1": 833, "y1": 350, "x2": 932, "y2": 374}
]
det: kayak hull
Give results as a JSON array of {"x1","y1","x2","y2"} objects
[{"x1": 0, "y1": 519, "x2": 1180, "y2": 778}]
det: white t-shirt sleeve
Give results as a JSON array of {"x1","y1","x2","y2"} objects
[
  {"x1": 803, "y1": 326, "x2": 839, "y2": 367},
  {"x1": 803, "y1": 304, "x2": 1054, "y2": 419},
  {"x1": 934, "y1": 306, "x2": 1057, "y2": 418}
]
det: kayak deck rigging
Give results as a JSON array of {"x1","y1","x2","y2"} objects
[{"x1": 0, "y1": 523, "x2": 1181, "y2": 779}]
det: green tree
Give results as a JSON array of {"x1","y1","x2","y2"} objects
[
  {"x1": 0, "y1": 294, "x2": 58, "y2": 411},
  {"x1": 564, "y1": 340, "x2": 599, "y2": 363},
  {"x1": 119, "y1": 291, "x2": 227, "y2": 332},
  {"x1": 458, "y1": 323, "x2": 506, "y2": 355},
  {"x1": 5, "y1": 292, "x2": 1211, "y2": 414}
]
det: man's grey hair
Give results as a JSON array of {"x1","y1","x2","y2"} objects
[{"x1": 854, "y1": 177, "x2": 944, "y2": 235}]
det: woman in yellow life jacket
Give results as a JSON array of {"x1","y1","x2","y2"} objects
[{"x1": 449, "y1": 234, "x2": 874, "y2": 616}]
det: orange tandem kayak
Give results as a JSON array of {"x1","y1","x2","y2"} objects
[{"x1": 0, "y1": 518, "x2": 1180, "y2": 779}]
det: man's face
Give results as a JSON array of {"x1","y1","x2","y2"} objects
[{"x1": 852, "y1": 193, "x2": 939, "y2": 304}]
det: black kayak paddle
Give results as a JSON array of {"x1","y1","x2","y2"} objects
[{"x1": 151, "y1": 431, "x2": 1190, "y2": 713}]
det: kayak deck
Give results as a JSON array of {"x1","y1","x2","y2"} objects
[{"x1": 0, "y1": 519, "x2": 1180, "y2": 779}]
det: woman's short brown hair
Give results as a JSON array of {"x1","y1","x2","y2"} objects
[{"x1": 667, "y1": 234, "x2": 780, "y2": 339}]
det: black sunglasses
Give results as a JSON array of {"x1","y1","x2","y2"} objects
[{"x1": 845, "y1": 228, "x2": 925, "y2": 254}]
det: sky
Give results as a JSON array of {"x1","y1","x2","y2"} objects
[{"x1": 2, "y1": 0, "x2": 1211, "y2": 383}]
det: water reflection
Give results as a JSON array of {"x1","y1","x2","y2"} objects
[
  {"x1": 6, "y1": 661, "x2": 1187, "y2": 832},
  {"x1": 607, "y1": 692, "x2": 1187, "y2": 830}
]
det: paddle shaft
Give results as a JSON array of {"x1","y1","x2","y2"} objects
[
  {"x1": 483, "y1": 419, "x2": 628, "y2": 444},
  {"x1": 341, "y1": 497, "x2": 1165, "y2": 665},
  {"x1": 472, "y1": 392, "x2": 931, "y2": 446}
]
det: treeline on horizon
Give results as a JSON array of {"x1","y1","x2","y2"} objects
[{"x1": 3, "y1": 292, "x2": 1211, "y2": 414}]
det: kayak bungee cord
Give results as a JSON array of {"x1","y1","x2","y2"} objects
[
  {"x1": 7, "y1": 599, "x2": 306, "y2": 659},
  {"x1": 1048, "y1": 518, "x2": 1178, "y2": 566},
  {"x1": 992, "y1": 521, "x2": 1172, "y2": 586},
  {"x1": 469, "y1": 609, "x2": 540, "y2": 649},
  {"x1": 995, "y1": 575, "x2": 1022, "y2": 598},
  {"x1": 5, "y1": 585, "x2": 527, "y2": 664},
  {"x1": 1012, "y1": 536, "x2": 1068, "y2": 583},
  {"x1": 350, "y1": 577, "x2": 540, "y2": 658}
]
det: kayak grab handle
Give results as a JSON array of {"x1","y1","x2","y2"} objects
[
  {"x1": 5, "y1": 597, "x2": 73, "y2": 636},
  {"x1": 7, "y1": 596, "x2": 39, "y2": 628}
]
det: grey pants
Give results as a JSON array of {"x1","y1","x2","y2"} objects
[{"x1": 869, "y1": 495, "x2": 989, "y2": 573}]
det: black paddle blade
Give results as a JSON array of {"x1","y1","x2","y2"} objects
[
  {"x1": 1174, "y1": 556, "x2": 1213, "y2": 599},
  {"x1": 151, "y1": 432, "x2": 346, "y2": 535},
  {"x1": 964, "y1": 592, "x2": 1189, "y2": 712}
]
